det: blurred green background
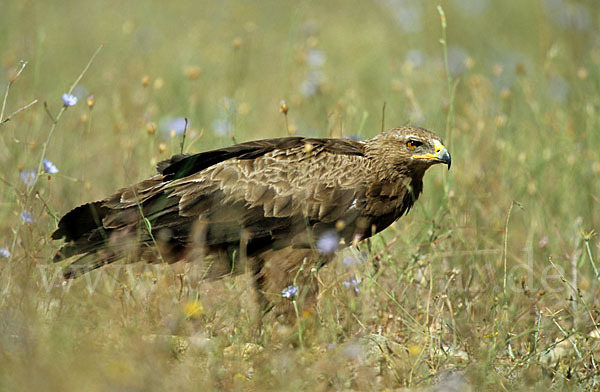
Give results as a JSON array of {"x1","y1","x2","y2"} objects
[{"x1": 1, "y1": 0, "x2": 599, "y2": 390}]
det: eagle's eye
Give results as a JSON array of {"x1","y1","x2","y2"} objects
[{"x1": 406, "y1": 140, "x2": 422, "y2": 150}]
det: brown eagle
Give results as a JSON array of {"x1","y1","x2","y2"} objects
[{"x1": 52, "y1": 126, "x2": 450, "y2": 312}]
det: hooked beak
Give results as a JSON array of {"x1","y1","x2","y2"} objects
[
  {"x1": 413, "y1": 143, "x2": 452, "y2": 170},
  {"x1": 436, "y1": 145, "x2": 451, "y2": 170}
]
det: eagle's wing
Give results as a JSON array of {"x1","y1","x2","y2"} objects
[
  {"x1": 164, "y1": 139, "x2": 372, "y2": 249},
  {"x1": 52, "y1": 137, "x2": 372, "y2": 268}
]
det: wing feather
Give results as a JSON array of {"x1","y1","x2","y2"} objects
[
  {"x1": 160, "y1": 141, "x2": 372, "y2": 249},
  {"x1": 53, "y1": 136, "x2": 371, "y2": 265}
]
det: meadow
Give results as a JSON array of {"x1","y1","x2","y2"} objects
[{"x1": 1, "y1": 0, "x2": 599, "y2": 390}]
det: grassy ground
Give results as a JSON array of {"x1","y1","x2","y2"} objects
[{"x1": 1, "y1": 0, "x2": 599, "y2": 390}]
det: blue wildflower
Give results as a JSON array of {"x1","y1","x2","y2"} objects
[
  {"x1": 405, "y1": 49, "x2": 425, "y2": 68},
  {"x1": 209, "y1": 97, "x2": 235, "y2": 136},
  {"x1": 343, "y1": 251, "x2": 367, "y2": 267},
  {"x1": 299, "y1": 70, "x2": 324, "y2": 98},
  {"x1": 160, "y1": 116, "x2": 188, "y2": 136},
  {"x1": 211, "y1": 118, "x2": 233, "y2": 136},
  {"x1": 316, "y1": 231, "x2": 339, "y2": 254},
  {"x1": 447, "y1": 46, "x2": 469, "y2": 77},
  {"x1": 220, "y1": 96, "x2": 233, "y2": 110},
  {"x1": 306, "y1": 49, "x2": 326, "y2": 68},
  {"x1": 343, "y1": 276, "x2": 362, "y2": 293},
  {"x1": 282, "y1": 285, "x2": 298, "y2": 299},
  {"x1": 20, "y1": 170, "x2": 36, "y2": 186},
  {"x1": 0, "y1": 248, "x2": 9, "y2": 258},
  {"x1": 345, "y1": 135, "x2": 362, "y2": 141},
  {"x1": 61, "y1": 93, "x2": 78, "y2": 107},
  {"x1": 544, "y1": 0, "x2": 591, "y2": 32},
  {"x1": 21, "y1": 211, "x2": 33, "y2": 223},
  {"x1": 548, "y1": 75, "x2": 569, "y2": 105},
  {"x1": 381, "y1": 0, "x2": 423, "y2": 33},
  {"x1": 43, "y1": 158, "x2": 59, "y2": 174},
  {"x1": 343, "y1": 256, "x2": 357, "y2": 267}
]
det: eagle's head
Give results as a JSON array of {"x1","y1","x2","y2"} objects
[{"x1": 367, "y1": 126, "x2": 451, "y2": 178}]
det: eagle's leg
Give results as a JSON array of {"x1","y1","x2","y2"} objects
[{"x1": 252, "y1": 247, "x2": 323, "y2": 323}]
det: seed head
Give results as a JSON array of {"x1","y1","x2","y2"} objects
[
  {"x1": 279, "y1": 100, "x2": 289, "y2": 114},
  {"x1": 86, "y1": 95, "x2": 96, "y2": 108},
  {"x1": 146, "y1": 122, "x2": 156, "y2": 135},
  {"x1": 184, "y1": 66, "x2": 203, "y2": 80}
]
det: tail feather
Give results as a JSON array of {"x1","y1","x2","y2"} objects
[
  {"x1": 51, "y1": 202, "x2": 109, "y2": 242},
  {"x1": 61, "y1": 251, "x2": 119, "y2": 279},
  {"x1": 52, "y1": 201, "x2": 111, "y2": 265},
  {"x1": 51, "y1": 183, "x2": 198, "y2": 278},
  {"x1": 54, "y1": 238, "x2": 105, "y2": 262}
]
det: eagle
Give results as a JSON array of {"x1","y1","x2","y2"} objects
[{"x1": 52, "y1": 126, "x2": 450, "y2": 313}]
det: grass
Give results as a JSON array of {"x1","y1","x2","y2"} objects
[{"x1": 1, "y1": 0, "x2": 599, "y2": 390}]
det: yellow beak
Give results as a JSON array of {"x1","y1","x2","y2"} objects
[{"x1": 413, "y1": 144, "x2": 451, "y2": 170}]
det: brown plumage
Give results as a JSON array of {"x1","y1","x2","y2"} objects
[{"x1": 52, "y1": 126, "x2": 450, "y2": 313}]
